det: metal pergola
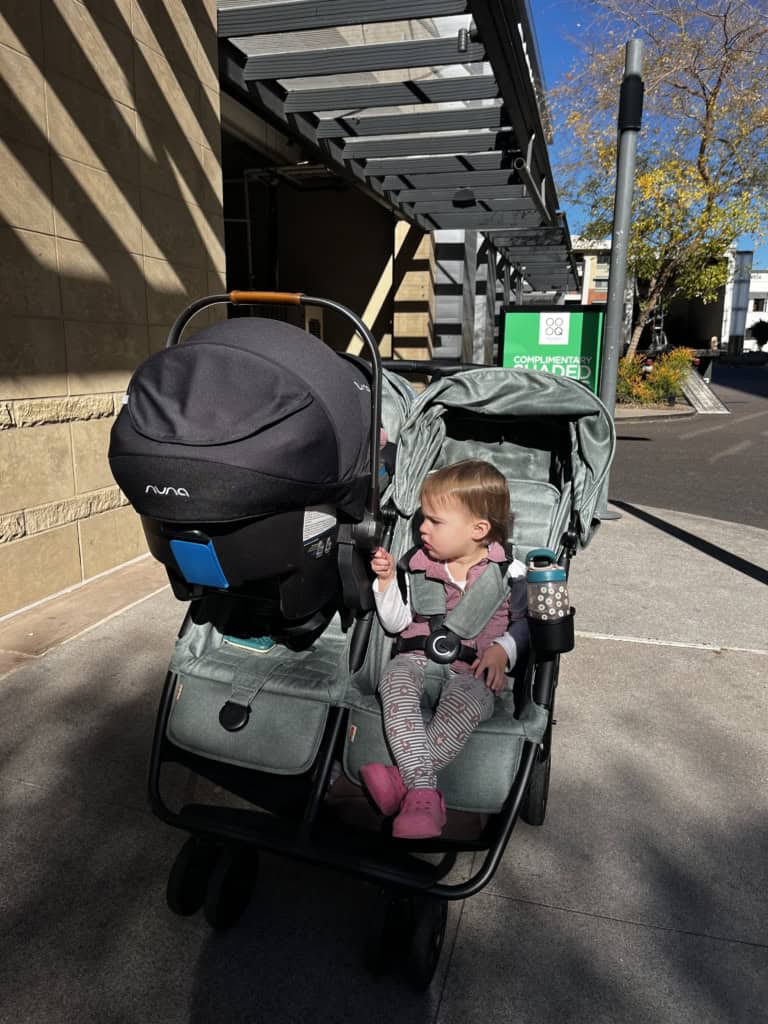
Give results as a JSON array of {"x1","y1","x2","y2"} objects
[{"x1": 217, "y1": 0, "x2": 578, "y2": 296}]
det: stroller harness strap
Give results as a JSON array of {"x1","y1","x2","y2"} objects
[{"x1": 395, "y1": 549, "x2": 511, "y2": 666}]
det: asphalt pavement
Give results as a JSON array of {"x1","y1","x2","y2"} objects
[
  {"x1": 1, "y1": 374, "x2": 767, "y2": 1023},
  {"x1": 609, "y1": 365, "x2": 768, "y2": 528}
]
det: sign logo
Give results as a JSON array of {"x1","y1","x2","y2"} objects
[
  {"x1": 538, "y1": 313, "x2": 570, "y2": 345},
  {"x1": 501, "y1": 307, "x2": 604, "y2": 394}
]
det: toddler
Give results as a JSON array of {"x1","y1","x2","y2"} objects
[{"x1": 362, "y1": 459, "x2": 528, "y2": 839}]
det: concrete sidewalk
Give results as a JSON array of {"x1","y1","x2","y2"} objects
[{"x1": 1, "y1": 504, "x2": 766, "y2": 1023}]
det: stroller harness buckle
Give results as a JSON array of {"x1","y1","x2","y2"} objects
[{"x1": 398, "y1": 552, "x2": 511, "y2": 666}]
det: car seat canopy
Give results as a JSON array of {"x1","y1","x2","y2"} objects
[{"x1": 109, "y1": 317, "x2": 373, "y2": 523}]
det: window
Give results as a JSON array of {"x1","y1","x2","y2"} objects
[
  {"x1": 753, "y1": 298, "x2": 766, "y2": 312},
  {"x1": 594, "y1": 277, "x2": 609, "y2": 289},
  {"x1": 596, "y1": 252, "x2": 610, "y2": 265}
]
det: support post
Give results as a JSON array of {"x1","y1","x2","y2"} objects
[{"x1": 597, "y1": 39, "x2": 644, "y2": 518}]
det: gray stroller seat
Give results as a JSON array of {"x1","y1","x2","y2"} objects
[{"x1": 344, "y1": 367, "x2": 614, "y2": 813}]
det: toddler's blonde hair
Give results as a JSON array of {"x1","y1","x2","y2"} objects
[{"x1": 420, "y1": 459, "x2": 510, "y2": 545}]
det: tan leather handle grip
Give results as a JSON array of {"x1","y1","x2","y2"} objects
[{"x1": 229, "y1": 290, "x2": 303, "y2": 305}]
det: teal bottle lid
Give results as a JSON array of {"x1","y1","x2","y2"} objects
[{"x1": 525, "y1": 547, "x2": 566, "y2": 583}]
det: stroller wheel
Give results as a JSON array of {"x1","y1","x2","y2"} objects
[
  {"x1": 364, "y1": 890, "x2": 447, "y2": 990},
  {"x1": 203, "y1": 844, "x2": 257, "y2": 930},
  {"x1": 404, "y1": 896, "x2": 448, "y2": 991},
  {"x1": 364, "y1": 891, "x2": 412, "y2": 975},
  {"x1": 166, "y1": 836, "x2": 219, "y2": 916},
  {"x1": 520, "y1": 745, "x2": 552, "y2": 826}
]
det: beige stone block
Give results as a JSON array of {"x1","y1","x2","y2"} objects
[
  {"x1": 141, "y1": 187, "x2": 206, "y2": 267},
  {"x1": 395, "y1": 270, "x2": 433, "y2": 303},
  {"x1": 414, "y1": 233, "x2": 434, "y2": 262},
  {"x1": 0, "y1": 138, "x2": 54, "y2": 234},
  {"x1": 45, "y1": 0, "x2": 134, "y2": 108},
  {"x1": 143, "y1": 256, "x2": 207, "y2": 326},
  {"x1": 148, "y1": 324, "x2": 172, "y2": 352},
  {"x1": 199, "y1": 84, "x2": 221, "y2": 154},
  {"x1": 199, "y1": 144, "x2": 223, "y2": 214},
  {"x1": 71, "y1": 416, "x2": 116, "y2": 493},
  {"x1": 393, "y1": 311, "x2": 433, "y2": 338},
  {"x1": 77, "y1": 0, "x2": 132, "y2": 33},
  {"x1": 135, "y1": 112, "x2": 205, "y2": 208},
  {"x1": 0, "y1": 552, "x2": 165, "y2": 657},
  {"x1": 0, "y1": 1, "x2": 43, "y2": 61},
  {"x1": 57, "y1": 238, "x2": 146, "y2": 323},
  {"x1": 132, "y1": 0, "x2": 202, "y2": 84},
  {"x1": 25, "y1": 485, "x2": 124, "y2": 533},
  {"x1": 0, "y1": 524, "x2": 81, "y2": 617},
  {"x1": 46, "y1": 72, "x2": 139, "y2": 183},
  {"x1": 0, "y1": 42, "x2": 47, "y2": 149},
  {"x1": 0, "y1": 511, "x2": 25, "y2": 542},
  {"x1": 65, "y1": 321, "x2": 149, "y2": 394},
  {"x1": 195, "y1": 3, "x2": 219, "y2": 92},
  {"x1": 0, "y1": 422, "x2": 75, "y2": 513},
  {"x1": 134, "y1": 41, "x2": 202, "y2": 146},
  {"x1": 79, "y1": 505, "x2": 146, "y2": 578},
  {"x1": 190, "y1": 204, "x2": 225, "y2": 271},
  {"x1": 392, "y1": 345, "x2": 433, "y2": 361},
  {"x1": 0, "y1": 317, "x2": 67, "y2": 400},
  {"x1": 0, "y1": 227, "x2": 61, "y2": 318},
  {"x1": 13, "y1": 394, "x2": 115, "y2": 427},
  {"x1": 52, "y1": 156, "x2": 142, "y2": 255}
]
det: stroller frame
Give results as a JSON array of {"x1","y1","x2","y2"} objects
[{"x1": 141, "y1": 291, "x2": 590, "y2": 987}]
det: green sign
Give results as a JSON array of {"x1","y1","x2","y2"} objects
[{"x1": 500, "y1": 306, "x2": 604, "y2": 393}]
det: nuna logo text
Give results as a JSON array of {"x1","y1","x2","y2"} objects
[{"x1": 145, "y1": 485, "x2": 190, "y2": 497}]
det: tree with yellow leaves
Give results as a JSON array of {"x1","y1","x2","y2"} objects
[{"x1": 552, "y1": 0, "x2": 767, "y2": 356}]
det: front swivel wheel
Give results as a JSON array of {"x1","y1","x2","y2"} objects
[
  {"x1": 166, "y1": 836, "x2": 219, "y2": 917},
  {"x1": 204, "y1": 844, "x2": 258, "y2": 930}
]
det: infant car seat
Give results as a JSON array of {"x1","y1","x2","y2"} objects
[{"x1": 109, "y1": 292, "x2": 386, "y2": 646}]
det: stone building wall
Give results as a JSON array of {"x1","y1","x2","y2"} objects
[{"x1": 0, "y1": 0, "x2": 224, "y2": 617}]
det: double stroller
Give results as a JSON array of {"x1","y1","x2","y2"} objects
[{"x1": 109, "y1": 290, "x2": 615, "y2": 989}]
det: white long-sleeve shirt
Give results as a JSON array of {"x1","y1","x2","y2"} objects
[{"x1": 373, "y1": 557, "x2": 529, "y2": 668}]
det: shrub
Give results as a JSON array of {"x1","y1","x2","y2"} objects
[
  {"x1": 647, "y1": 347, "x2": 693, "y2": 401},
  {"x1": 615, "y1": 347, "x2": 693, "y2": 404},
  {"x1": 616, "y1": 355, "x2": 647, "y2": 403}
]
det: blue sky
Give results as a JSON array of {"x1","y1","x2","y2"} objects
[{"x1": 528, "y1": 0, "x2": 767, "y2": 267}]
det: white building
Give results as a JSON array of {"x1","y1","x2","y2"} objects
[{"x1": 744, "y1": 269, "x2": 768, "y2": 349}]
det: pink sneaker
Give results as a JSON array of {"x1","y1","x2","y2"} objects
[
  {"x1": 360, "y1": 763, "x2": 407, "y2": 816},
  {"x1": 392, "y1": 788, "x2": 446, "y2": 839}
]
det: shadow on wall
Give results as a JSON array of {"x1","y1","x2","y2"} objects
[{"x1": 2, "y1": 0, "x2": 224, "y2": 375}]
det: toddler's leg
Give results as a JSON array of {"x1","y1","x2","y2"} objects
[
  {"x1": 379, "y1": 655, "x2": 436, "y2": 789},
  {"x1": 426, "y1": 674, "x2": 495, "y2": 774}
]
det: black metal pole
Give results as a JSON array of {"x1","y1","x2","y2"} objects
[{"x1": 598, "y1": 39, "x2": 644, "y2": 518}]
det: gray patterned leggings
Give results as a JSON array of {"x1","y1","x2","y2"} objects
[{"x1": 379, "y1": 654, "x2": 495, "y2": 790}]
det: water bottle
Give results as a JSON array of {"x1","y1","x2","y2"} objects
[{"x1": 525, "y1": 548, "x2": 574, "y2": 654}]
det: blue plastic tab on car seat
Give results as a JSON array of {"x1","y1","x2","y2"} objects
[{"x1": 169, "y1": 539, "x2": 229, "y2": 589}]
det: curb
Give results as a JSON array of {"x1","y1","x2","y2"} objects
[{"x1": 614, "y1": 406, "x2": 697, "y2": 423}]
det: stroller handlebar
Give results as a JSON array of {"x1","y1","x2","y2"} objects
[{"x1": 230, "y1": 290, "x2": 303, "y2": 305}]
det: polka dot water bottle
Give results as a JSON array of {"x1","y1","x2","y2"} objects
[{"x1": 525, "y1": 548, "x2": 574, "y2": 654}]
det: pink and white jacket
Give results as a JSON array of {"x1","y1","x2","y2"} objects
[{"x1": 373, "y1": 542, "x2": 528, "y2": 674}]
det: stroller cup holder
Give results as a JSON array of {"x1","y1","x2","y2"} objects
[{"x1": 528, "y1": 607, "x2": 575, "y2": 657}]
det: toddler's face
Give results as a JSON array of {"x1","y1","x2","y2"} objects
[{"x1": 419, "y1": 494, "x2": 489, "y2": 562}]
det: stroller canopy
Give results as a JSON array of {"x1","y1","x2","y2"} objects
[
  {"x1": 110, "y1": 317, "x2": 373, "y2": 523},
  {"x1": 391, "y1": 368, "x2": 616, "y2": 547}
]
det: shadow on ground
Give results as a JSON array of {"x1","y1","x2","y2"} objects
[{"x1": 0, "y1": 594, "x2": 766, "y2": 1023}]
